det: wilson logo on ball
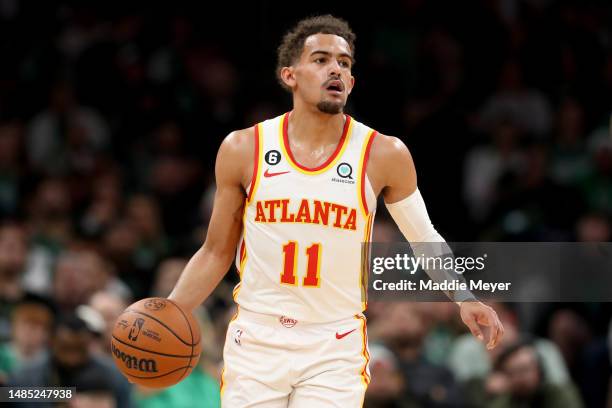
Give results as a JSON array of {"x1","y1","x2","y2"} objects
[{"x1": 112, "y1": 343, "x2": 159, "y2": 373}]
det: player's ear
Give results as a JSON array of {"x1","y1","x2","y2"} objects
[
  {"x1": 347, "y1": 75, "x2": 355, "y2": 95},
  {"x1": 280, "y1": 67, "x2": 296, "y2": 89}
]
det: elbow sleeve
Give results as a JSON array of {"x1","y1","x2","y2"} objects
[{"x1": 385, "y1": 188, "x2": 444, "y2": 243}]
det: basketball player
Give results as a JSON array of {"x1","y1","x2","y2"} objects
[{"x1": 169, "y1": 15, "x2": 504, "y2": 407}]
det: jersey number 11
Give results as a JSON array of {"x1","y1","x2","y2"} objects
[{"x1": 280, "y1": 241, "x2": 321, "y2": 287}]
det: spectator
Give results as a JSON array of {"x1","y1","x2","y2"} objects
[
  {"x1": 8, "y1": 311, "x2": 133, "y2": 408},
  {"x1": 476, "y1": 59, "x2": 553, "y2": 138},
  {"x1": 549, "y1": 99, "x2": 590, "y2": 187},
  {"x1": 102, "y1": 220, "x2": 144, "y2": 297},
  {"x1": 124, "y1": 194, "x2": 170, "y2": 273},
  {"x1": 0, "y1": 120, "x2": 25, "y2": 217},
  {"x1": 0, "y1": 293, "x2": 55, "y2": 384},
  {"x1": 52, "y1": 248, "x2": 129, "y2": 313},
  {"x1": 0, "y1": 221, "x2": 29, "y2": 341},
  {"x1": 364, "y1": 343, "x2": 418, "y2": 408},
  {"x1": 370, "y1": 303, "x2": 463, "y2": 407},
  {"x1": 26, "y1": 81, "x2": 109, "y2": 176},
  {"x1": 581, "y1": 132, "x2": 612, "y2": 214},
  {"x1": 69, "y1": 366, "x2": 118, "y2": 408},
  {"x1": 447, "y1": 303, "x2": 570, "y2": 386},
  {"x1": 89, "y1": 291, "x2": 129, "y2": 356},
  {"x1": 25, "y1": 177, "x2": 73, "y2": 254},
  {"x1": 80, "y1": 168, "x2": 124, "y2": 239},
  {"x1": 489, "y1": 339, "x2": 583, "y2": 408},
  {"x1": 463, "y1": 119, "x2": 525, "y2": 221}
]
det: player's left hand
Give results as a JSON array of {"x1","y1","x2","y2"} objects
[{"x1": 459, "y1": 301, "x2": 504, "y2": 350}]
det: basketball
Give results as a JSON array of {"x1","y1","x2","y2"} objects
[{"x1": 110, "y1": 297, "x2": 201, "y2": 388}]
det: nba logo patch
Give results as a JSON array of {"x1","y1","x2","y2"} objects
[
  {"x1": 234, "y1": 329, "x2": 244, "y2": 346},
  {"x1": 128, "y1": 318, "x2": 145, "y2": 341}
]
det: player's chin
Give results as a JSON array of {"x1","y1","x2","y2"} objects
[{"x1": 316, "y1": 99, "x2": 345, "y2": 115}]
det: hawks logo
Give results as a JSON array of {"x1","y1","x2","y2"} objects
[
  {"x1": 279, "y1": 316, "x2": 297, "y2": 328},
  {"x1": 144, "y1": 299, "x2": 166, "y2": 311}
]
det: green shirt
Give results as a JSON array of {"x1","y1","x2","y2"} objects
[
  {"x1": 135, "y1": 368, "x2": 220, "y2": 408},
  {"x1": 0, "y1": 343, "x2": 18, "y2": 377}
]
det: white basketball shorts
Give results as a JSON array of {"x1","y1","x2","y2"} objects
[{"x1": 220, "y1": 307, "x2": 371, "y2": 407}]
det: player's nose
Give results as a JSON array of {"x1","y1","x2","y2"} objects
[{"x1": 327, "y1": 60, "x2": 342, "y2": 76}]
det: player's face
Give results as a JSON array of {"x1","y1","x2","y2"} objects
[{"x1": 288, "y1": 34, "x2": 355, "y2": 114}]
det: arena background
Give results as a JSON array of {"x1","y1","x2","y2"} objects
[{"x1": 0, "y1": 0, "x2": 611, "y2": 407}]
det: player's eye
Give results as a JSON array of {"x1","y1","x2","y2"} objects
[
  {"x1": 339, "y1": 60, "x2": 350, "y2": 68},
  {"x1": 315, "y1": 57, "x2": 327, "y2": 64}
]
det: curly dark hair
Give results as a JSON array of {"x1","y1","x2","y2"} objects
[{"x1": 276, "y1": 15, "x2": 356, "y2": 90}]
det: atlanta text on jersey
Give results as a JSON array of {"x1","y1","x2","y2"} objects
[{"x1": 253, "y1": 198, "x2": 358, "y2": 230}]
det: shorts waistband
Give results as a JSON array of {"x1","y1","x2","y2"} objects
[{"x1": 235, "y1": 306, "x2": 364, "y2": 328}]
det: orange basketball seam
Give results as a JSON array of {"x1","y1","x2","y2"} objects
[
  {"x1": 164, "y1": 298, "x2": 197, "y2": 383},
  {"x1": 125, "y1": 309, "x2": 199, "y2": 347},
  {"x1": 111, "y1": 335, "x2": 198, "y2": 358},
  {"x1": 164, "y1": 298, "x2": 200, "y2": 344}
]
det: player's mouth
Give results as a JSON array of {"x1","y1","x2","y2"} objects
[{"x1": 324, "y1": 80, "x2": 344, "y2": 96}]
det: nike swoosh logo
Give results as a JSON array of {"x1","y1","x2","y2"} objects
[
  {"x1": 264, "y1": 169, "x2": 290, "y2": 178},
  {"x1": 335, "y1": 329, "x2": 356, "y2": 340}
]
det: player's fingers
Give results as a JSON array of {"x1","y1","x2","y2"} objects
[
  {"x1": 464, "y1": 314, "x2": 484, "y2": 341},
  {"x1": 486, "y1": 323, "x2": 498, "y2": 349},
  {"x1": 487, "y1": 313, "x2": 504, "y2": 349},
  {"x1": 494, "y1": 316, "x2": 505, "y2": 346},
  {"x1": 476, "y1": 306, "x2": 496, "y2": 326}
]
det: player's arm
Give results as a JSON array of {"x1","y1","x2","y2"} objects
[
  {"x1": 168, "y1": 129, "x2": 253, "y2": 312},
  {"x1": 368, "y1": 134, "x2": 504, "y2": 349}
]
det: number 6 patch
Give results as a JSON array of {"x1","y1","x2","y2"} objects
[{"x1": 265, "y1": 150, "x2": 281, "y2": 165}]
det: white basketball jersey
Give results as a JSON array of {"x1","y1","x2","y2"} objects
[{"x1": 233, "y1": 112, "x2": 378, "y2": 323}]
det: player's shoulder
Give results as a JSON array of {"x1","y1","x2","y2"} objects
[
  {"x1": 366, "y1": 131, "x2": 416, "y2": 195},
  {"x1": 216, "y1": 126, "x2": 257, "y2": 187},
  {"x1": 369, "y1": 132, "x2": 412, "y2": 163},
  {"x1": 218, "y1": 126, "x2": 256, "y2": 160},
  {"x1": 222, "y1": 126, "x2": 256, "y2": 149}
]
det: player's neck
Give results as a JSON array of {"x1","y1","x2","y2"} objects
[{"x1": 287, "y1": 107, "x2": 345, "y2": 146}]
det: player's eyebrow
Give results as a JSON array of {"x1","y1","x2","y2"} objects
[{"x1": 310, "y1": 50, "x2": 354, "y2": 63}]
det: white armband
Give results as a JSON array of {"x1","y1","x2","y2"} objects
[
  {"x1": 385, "y1": 188, "x2": 444, "y2": 244},
  {"x1": 385, "y1": 188, "x2": 476, "y2": 304}
]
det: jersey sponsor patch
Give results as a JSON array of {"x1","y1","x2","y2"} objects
[
  {"x1": 336, "y1": 162, "x2": 353, "y2": 179},
  {"x1": 331, "y1": 162, "x2": 356, "y2": 184}
]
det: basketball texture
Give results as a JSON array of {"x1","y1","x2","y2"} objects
[{"x1": 110, "y1": 297, "x2": 201, "y2": 388}]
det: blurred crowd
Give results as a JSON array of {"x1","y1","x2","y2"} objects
[{"x1": 0, "y1": 0, "x2": 611, "y2": 407}]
